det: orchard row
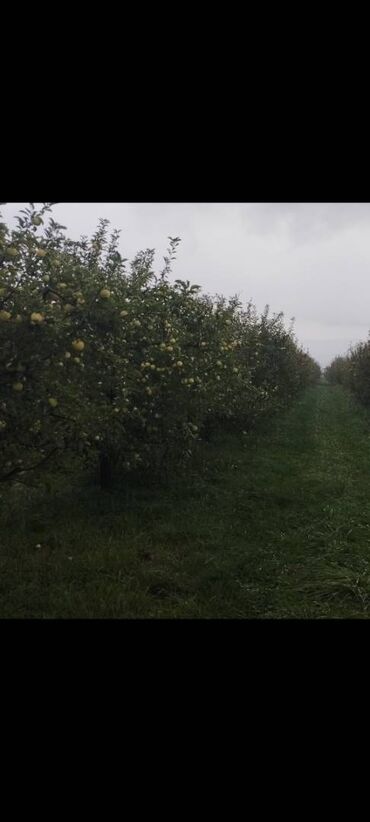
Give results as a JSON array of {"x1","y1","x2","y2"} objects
[
  {"x1": 325, "y1": 339, "x2": 370, "y2": 407},
  {"x1": 0, "y1": 204, "x2": 321, "y2": 487}
]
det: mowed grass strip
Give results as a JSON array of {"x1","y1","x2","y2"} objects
[{"x1": 2, "y1": 385, "x2": 370, "y2": 618}]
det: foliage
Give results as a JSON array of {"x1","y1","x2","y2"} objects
[
  {"x1": 0, "y1": 204, "x2": 320, "y2": 488},
  {"x1": 325, "y1": 341, "x2": 370, "y2": 408},
  {"x1": 325, "y1": 355, "x2": 351, "y2": 387}
]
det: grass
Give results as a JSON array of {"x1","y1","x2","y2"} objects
[{"x1": 2, "y1": 384, "x2": 370, "y2": 618}]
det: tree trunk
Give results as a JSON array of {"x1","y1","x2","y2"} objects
[{"x1": 99, "y1": 449, "x2": 113, "y2": 491}]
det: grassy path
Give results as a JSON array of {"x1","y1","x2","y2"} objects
[{"x1": 2, "y1": 385, "x2": 370, "y2": 618}]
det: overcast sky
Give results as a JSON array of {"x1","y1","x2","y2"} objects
[{"x1": 3, "y1": 202, "x2": 370, "y2": 367}]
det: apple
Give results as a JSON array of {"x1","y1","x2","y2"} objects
[{"x1": 72, "y1": 339, "x2": 85, "y2": 352}]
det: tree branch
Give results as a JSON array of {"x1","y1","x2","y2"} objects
[{"x1": 0, "y1": 447, "x2": 59, "y2": 483}]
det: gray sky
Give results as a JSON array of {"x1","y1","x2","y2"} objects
[{"x1": 3, "y1": 202, "x2": 370, "y2": 367}]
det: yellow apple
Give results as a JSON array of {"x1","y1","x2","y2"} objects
[
  {"x1": 30, "y1": 312, "x2": 44, "y2": 323},
  {"x1": 0, "y1": 310, "x2": 11, "y2": 321},
  {"x1": 100, "y1": 288, "x2": 111, "y2": 299},
  {"x1": 72, "y1": 339, "x2": 85, "y2": 352},
  {"x1": 48, "y1": 398, "x2": 58, "y2": 408},
  {"x1": 13, "y1": 382, "x2": 23, "y2": 392}
]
